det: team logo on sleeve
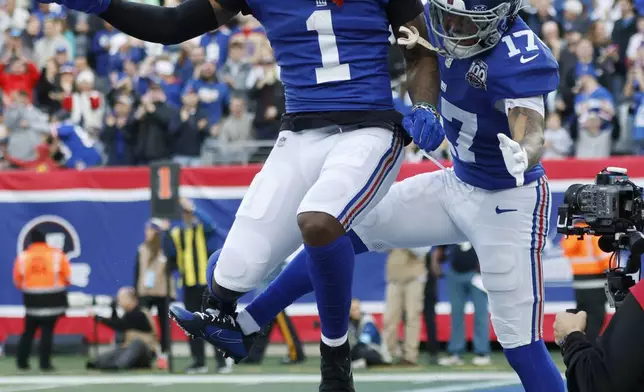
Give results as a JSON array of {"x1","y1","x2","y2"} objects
[{"x1": 466, "y1": 59, "x2": 488, "y2": 90}]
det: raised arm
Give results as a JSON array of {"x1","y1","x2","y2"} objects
[
  {"x1": 392, "y1": 13, "x2": 440, "y2": 107},
  {"x1": 99, "y1": 0, "x2": 240, "y2": 45},
  {"x1": 507, "y1": 105, "x2": 545, "y2": 170}
]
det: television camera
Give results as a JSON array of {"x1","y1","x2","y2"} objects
[{"x1": 557, "y1": 167, "x2": 644, "y2": 308}]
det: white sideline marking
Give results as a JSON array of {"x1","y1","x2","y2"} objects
[
  {"x1": 0, "y1": 373, "x2": 523, "y2": 385},
  {"x1": 398, "y1": 380, "x2": 520, "y2": 392}
]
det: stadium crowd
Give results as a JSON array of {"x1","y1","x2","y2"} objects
[{"x1": 0, "y1": 0, "x2": 641, "y2": 170}]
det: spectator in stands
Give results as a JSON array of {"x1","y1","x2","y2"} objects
[
  {"x1": 625, "y1": 46, "x2": 644, "y2": 153},
  {"x1": 36, "y1": 59, "x2": 61, "y2": 115},
  {"x1": 87, "y1": 287, "x2": 158, "y2": 371},
  {"x1": 186, "y1": 61, "x2": 229, "y2": 126},
  {"x1": 574, "y1": 64, "x2": 616, "y2": 158},
  {"x1": 349, "y1": 298, "x2": 388, "y2": 369},
  {"x1": 249, "y1": 46, "x2": 284, "y2": 160},
  {"x1": 132, "y1": 79, "x2": 174, "y2": 164},
  {"x1": 4, "y1": 89, "x2": 50, "y2": 161},
  {"x1": 613, "y1": 0, "x2": 638, "y2": 83},
  {"x1": 590, "y1": 22, "x2": 620, "y2": 91},
  {"x1": 169, "y1": 87, "x2": 208, "y2": 166},
  {"x1": 13, "y1": 229, "x2": 71, "y2": 372},
  {"x1": 52, "y1": 46, "x2": 70, "y2": 69},
  {"x1": 51, "y1": 111, "x2": 103, "y2": 169},
  {"x1": 218, "y1": 39, "x2": 252, "y2": 98},
  {"x1": 0, "y1": 51, "x2": 39, "y2": 103},
  {"x1": 2, "y1": 28, "x2": 33, "y2": 63},
  {"x1": 133, "y1": 218, "x2": 174, "y2": 363},
  {"x1": 101, "y1": 95, "x2": 136, "y2": 165},
  {"x1": 562, "y1": 0, "x2": 590, "y2": 34},
  {"x1": 34, "y1": 18, "x2": 71, "y2": 69},
  {"x1": 215, "y1": 96, "x2": 254, "y2": 164},
  {"x1": 49, "y1": 61, "x2": 75, "y2": 114},
  {"x1": 91, "y1": 21, "x2": 116, "y2": 83},
  {"x1": 177, "y1": 45, "x2": 205, "y2": 86},
  {"x1": 523, "y1": 0, "x2": 556, "y2": 38},
  {"x1": 70, "y1": 70, "x2": 104, "y2": 133},
  {"x1": 70, "y1": 13, "x2": 91, "y2": 59},
  {"x1": 434, "y1": 243, "x2": 491, "y2": 367},
  {"x1": 2, "y1": 133, "x2": 63, "y2": 171},
  {"x1": 22, "y1": 16, "x2": 41, "y2": 54},
  {"x1": 382, "y1": 248, "x2": 426, "y2": 366},
  {"x1": 627, "y1": 16, "x2": 644, "y2": 62},
  {"x1": 155, "y1": 59, "x2": 181, "y2": 107},
  {"x1": 544, "y1": 113, "x2": 573, "y2": 158},
  {"x1": 0, "y1": 0, "x2": 30, "y2": 32}
]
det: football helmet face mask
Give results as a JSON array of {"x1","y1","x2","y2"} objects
[{"x1": 428, "y1": 0, "x2": 520, "y2": 59}]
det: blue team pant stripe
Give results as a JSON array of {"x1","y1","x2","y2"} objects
[
  {"x1": 530, "y1": 177, "x2": 548, "y2": 342},
  {"x1": 337, "y1": 133, "x2": 402, "y2": 230}
]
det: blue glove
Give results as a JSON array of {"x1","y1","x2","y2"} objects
[
  {"x1": 38, "y1": 0, "x2": 110, "y2": 14},
  {"x1": 402, "y1": 102, "x2": 445, "y2": 152}
]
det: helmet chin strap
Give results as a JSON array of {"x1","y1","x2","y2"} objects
[{"x1": 444, "y1": 38, "x2": 484, "y2": 59}]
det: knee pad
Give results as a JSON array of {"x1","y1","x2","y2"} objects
[{"x1": 504, "y1": 340, "x2": 564, "y2": 392}]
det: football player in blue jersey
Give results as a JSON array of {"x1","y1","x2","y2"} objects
[
  {"x1": 38, "y1": 0, "x2": 445, "y2": 388},
  {"x1": 189, "y1": 0, "x2": 567, "y2": 391}
]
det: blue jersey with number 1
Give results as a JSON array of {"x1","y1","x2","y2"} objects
[
  {"x1": 239, "y1": 0, "x2": 397, "y2": 113},
  {"x1": 434, "y1": 16, "x2": 559, "y2": 190}
]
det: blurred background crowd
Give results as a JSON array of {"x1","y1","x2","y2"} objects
[{"x1": 0, "y1": 0, "x2": 642, "y2": 170}]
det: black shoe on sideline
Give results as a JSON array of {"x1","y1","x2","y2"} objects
[{"x1": 319, "y1": 341, "x2": 355, "y2": 392}]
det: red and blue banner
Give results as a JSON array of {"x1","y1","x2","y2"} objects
[{"x1": 1, "y1": 157, "x2": 644, "y2": 344}]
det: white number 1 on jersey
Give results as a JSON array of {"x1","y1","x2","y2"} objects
[{"x1": 306, "y1": 10, "x2": 351, "y2": 84}]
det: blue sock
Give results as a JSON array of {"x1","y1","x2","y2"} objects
[
  {"x1": 242, "y1": 230, "x2": 367, "y2": 333},
  {"x1": 306, "y1": 234, "x2": 355, "y2": 345},
  {"x1": 504, "y1": 340, "x2": 564, "y2": 392},
  {"x1": 244, "y1": 251, "x2": 314, "y2": 329}
]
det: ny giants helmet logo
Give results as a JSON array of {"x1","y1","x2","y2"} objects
[{"x1": 466, "y1": 59, "x2": 488, "y2": 90}]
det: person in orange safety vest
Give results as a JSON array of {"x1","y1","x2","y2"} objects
[
  {"x1": 560, "y1": 223, "x2": 611, "y2": 343},
  {"x1": 12, "y1": 229, "x2": 71, "y2": 371}
]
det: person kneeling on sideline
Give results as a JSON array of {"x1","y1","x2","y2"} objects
[
  {"x1": 349, "y1": 299, "x2": 388, "y2": 369},
  {"x1": 87, "y1": 287, "x2": 158, "y2": 371},
  {"x1": 554, "y1": 278, "x2": 644, "y2": 391}
]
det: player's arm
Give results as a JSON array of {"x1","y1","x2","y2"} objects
[
  {"x1": 506, "y1": 99, "x2": 546, "y2": 170},
  {"x1": 99, "y1": 0, "x2": 242, "y2": 46},
  {"x1": 388, "y1": 1, "x2": 439, "y2": 106}
]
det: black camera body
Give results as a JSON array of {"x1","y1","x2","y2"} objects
[{"x1": 557, "y1": 167, "x2": 644, "y2": 308}]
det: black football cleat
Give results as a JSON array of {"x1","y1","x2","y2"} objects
[{"x1": 319, "y1": 340, "x2": 355, "y2": 392}]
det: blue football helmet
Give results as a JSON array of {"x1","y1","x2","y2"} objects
[{"x1": 427, "y1": 0, "x2": 521, "y2": 59}]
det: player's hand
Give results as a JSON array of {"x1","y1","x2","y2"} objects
[
  {"x1": 402, "y1": 103, "x2": 445, "y2": 152},
  {"x1": 36, "y1": 0, "x2": 110, "y2": 14},
  {"x1": 553, "y1": 311, "x2": 587, "y2": 346},
  {"x1": 497, "y1": 133, "x2": 528, "y2": 187}
]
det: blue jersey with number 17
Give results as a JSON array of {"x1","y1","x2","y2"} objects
[
  {"x1": 241, "y1": 0, "x2": 398, "y2": 113},
  {"x1": 435, "y1": 16, "x2": 559, "y2": 190}
]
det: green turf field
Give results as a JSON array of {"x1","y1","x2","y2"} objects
[{"x1": 0, "y1": 352, "x2": 567, "y2": 392}]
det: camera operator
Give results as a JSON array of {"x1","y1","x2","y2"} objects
[
  {"x1": 87, "y1": 287, "x2": 158, "y2": 371},
  {"x1": 555, "y1": 167, "x2": 644, "y2": 391},
  {"x1": 554, "y1": 277, "x2": 644, "y2": 392}
]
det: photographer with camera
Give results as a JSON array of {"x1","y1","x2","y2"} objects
[
  {"x1": 87, "y1": 287, "x2": 158, "y2": 371},
  {"x1": 556, "y1": 167, "x2": 644, "y2": 392}
]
